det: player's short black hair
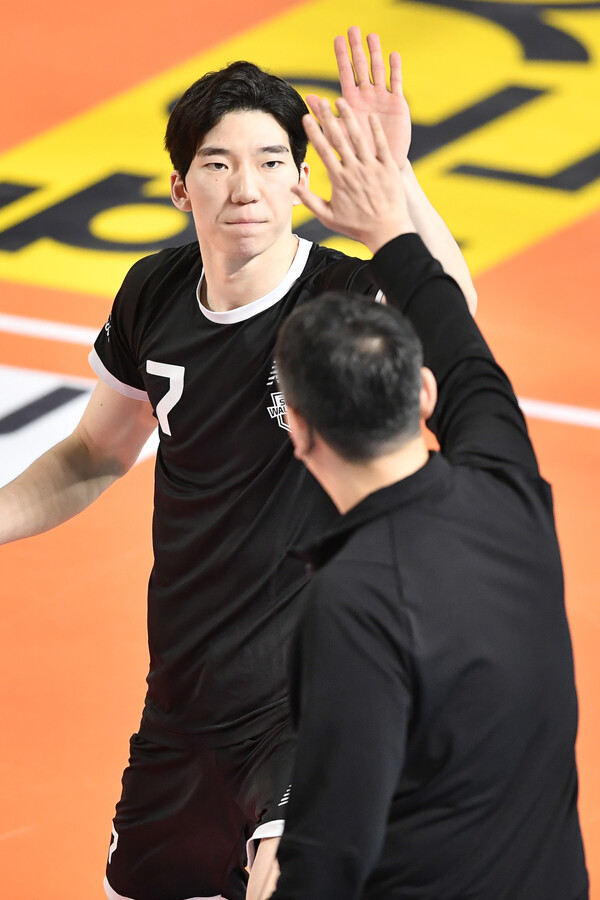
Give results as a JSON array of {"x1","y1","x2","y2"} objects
[
  {"x1": 275, "y1": 292, "x2": 424, "y2": 463},
  {"x1": 165, "y1": 61, "x2": 309, "y2": 181}
]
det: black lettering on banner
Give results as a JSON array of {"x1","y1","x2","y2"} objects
[
  {"x1": 297, "y1": 85, "x2": 547, "y2": 245},
  {"x1": 407, "y1": 0, "x2": 600, "y2": 62},
  {"x1": 453, "y1": 147, "x2": 600, "y2": 189},
  {"x1": 284, "y1": 79, "x2": 546, "y2": 161},
  {"x1": 286, "y1": 77, "x2": 342, "y2": 92},
  {"x1": 296, "y1": 219, "x2": 339, "y2": 244},
  {"x1": 1, "y1": 0, "x2": 598, "y2": 260},
  {"x1": 0, "y1": 173, "x2": 197, "y2": 253},
  {"x1": 0, "y1": 181, "x2": 38, "y2": 211},
  {"x1": 410, "y1": 86, "x2": 546, "y2": 160},
  {"x1": 0, "y1": 387, "x2": 88, "y2": 435}
]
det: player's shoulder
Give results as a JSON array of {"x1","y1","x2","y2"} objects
[
  {"x1": 303, "y1": 242, "x2": 377, "y2": 296},
  {"x1": 120, "y1": 241, "x2": 201, "y2": 296},
  {"x1": 108, "y1": 241, "x2": 201, "y2": 339}
]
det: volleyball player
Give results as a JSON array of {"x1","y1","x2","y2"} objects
[{"x1": 0, "y1": 29, "x2": 475, "y2": 900}]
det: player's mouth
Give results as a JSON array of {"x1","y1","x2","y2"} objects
[{"x1": 225, "y1": 218, "x2": 267, "y2": 225}]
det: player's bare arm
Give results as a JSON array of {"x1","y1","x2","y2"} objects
[
  {"x1": 307, "y1": 27, "x2": 477, "y2": 313},
  {"x1": 0, "y1": 381, "x2": 156, "y2": 544}
]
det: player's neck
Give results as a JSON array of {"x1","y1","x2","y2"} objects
[
  {"x1": 199, "y1": 233, "x2": 300, "y2": 312},
  {"x1": 307, "y1": 436, "x2": 430, "y2": 516}
]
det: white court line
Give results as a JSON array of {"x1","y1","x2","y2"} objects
[
  {"x1": 0, "y1": 313, "x2": 98, "y2": 345},
  {"x1": 518, "y1": 398, "x2": 600, "y2": 430}
]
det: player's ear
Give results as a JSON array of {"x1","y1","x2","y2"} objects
[
  {"x1": 286, "y1": 404, "x2": 311, "y2": 459},
  {"x1": 420, "y1": 367, "x2": 437, "y2": 420},
  {"x1": 171, "y1": 171, "x2": 192, "y2": 212},
  {"x1": 293, "y1": 163, "x2": 310, "y2": 207}
]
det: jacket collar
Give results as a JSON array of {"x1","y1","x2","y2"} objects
[{"x1": 291, "y1": 452, "x2": 450, "y2": 571}]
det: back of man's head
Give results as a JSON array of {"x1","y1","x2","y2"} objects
[
  {"x1": 165, "y1": 61, "x2": 309, "y2": 181},
  {"x1": 276, "y1": 293, "x2": 424, "y2": 463}
]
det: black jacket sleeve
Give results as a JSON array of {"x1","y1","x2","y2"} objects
[
  {"x1": 271, "y1": 562, "x2": 412, "y2": 900},
  {"x1": 370, "y1": 234, "x2": 539, "y2": 475}
]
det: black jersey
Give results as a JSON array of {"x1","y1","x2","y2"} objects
[{"x1": 90, "y1": 238, "x2": 379, "y2": 746}]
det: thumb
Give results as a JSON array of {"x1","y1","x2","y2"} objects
[{"x1": 292, "y1": 184, "x2": 333, "y2": 225}]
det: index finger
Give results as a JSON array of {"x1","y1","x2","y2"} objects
[
  {"x1": 301, "y1": 110, "x2": 342, "y2": 175},
  {"x1": 389, "y1": 51, "x2": 404, "y2": 96},
  {"x1": 315, "y1": 98, "x2": 361, "y2": 166},
  {"x1": 335, "y1": 99, "x2": 376, "y2": 162}
]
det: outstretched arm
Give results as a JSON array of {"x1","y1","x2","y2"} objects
[
  {"x1": 294, "y1": 100, "x2": 537, "y2": 473},
  {"x1": 305, "y1": 27, "x2": 477, "y2": 312},
  {"x1": 0, "y1": 381, "x2": 156, "y2": 544}
]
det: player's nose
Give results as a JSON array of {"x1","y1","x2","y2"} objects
[{"x1": 231, "y1": 165, "x2": 261, "y2": 203}]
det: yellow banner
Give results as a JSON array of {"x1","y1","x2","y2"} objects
[{"x1": 0, "y1": 0, "x2": 599, "y2": 297}]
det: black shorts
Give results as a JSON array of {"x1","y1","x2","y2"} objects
[{"x1": 103, "y1": 718, "x2": 295, "y2": 900}]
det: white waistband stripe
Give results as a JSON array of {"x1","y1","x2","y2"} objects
[{"x1": 103, "y1": 875, "x2": 224, "y2": 900}]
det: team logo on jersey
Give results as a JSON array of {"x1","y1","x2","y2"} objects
[
  {"x1": 268, "y1": 391, "x2": 290, "y2": 431},
  {"x1": 267, "y1": 362, "x2": 290, "y2": 432}
]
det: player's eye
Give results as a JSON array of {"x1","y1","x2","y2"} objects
[
  {"x1": 206, "y1": 162, "x2": 227, "y2": 170},
  {"x1": 263, "y1": 160, "x2": 283, "y2": 169}
]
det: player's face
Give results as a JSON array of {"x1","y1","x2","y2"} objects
[{"x1": 171, "y1": 110, "x2": 308, "y2": 260}]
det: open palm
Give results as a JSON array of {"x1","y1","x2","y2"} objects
[{"x1": 307, "y1": 27, "x2": 411, "y2": 166}]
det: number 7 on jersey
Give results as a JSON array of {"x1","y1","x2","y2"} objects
[{"x1": 146, "y1": 360, "x2": 185, "y2": 436}]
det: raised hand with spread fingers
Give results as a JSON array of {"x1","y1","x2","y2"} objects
[
  {"x1": 301, "y1": 27, "x2": 478, "y2": 313},
  {"x1": 306, "y1": 27, "x2": 410, "y2": 167},
  {"x1": 293, "y1": 98, "x2": 414, "y2": 255}
]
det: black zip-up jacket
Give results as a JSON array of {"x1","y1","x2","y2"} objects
[{"x1": 271, "y1": 234, "x2": 588, "y2": 900}]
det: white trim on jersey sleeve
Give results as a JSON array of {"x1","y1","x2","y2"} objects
[
  {"x1": 89, "y1": 348, "x2": 149, "y2": 401},
  {"x1": 196, "y1": 237, "x2": 313, "y2": 324},
  {"x1": 246, "y1": 818, "x2": 286, "y2": 869},
  {"x1": 103, "y1": 876, "x2": 222, "y2": 900}
]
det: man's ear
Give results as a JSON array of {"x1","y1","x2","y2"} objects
[
  {"x1": 171, "y1": 171, "x2": 192, "y2": 212},
  {"x1": 286, "y1": 404, "x2": 312, "y2": 460},
  {"x1": 420, "y1": 367, "x2": 437, "y2": 421},
  {"x1": 293, "y1": 162, "x2": 310, "y2": 207}
]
